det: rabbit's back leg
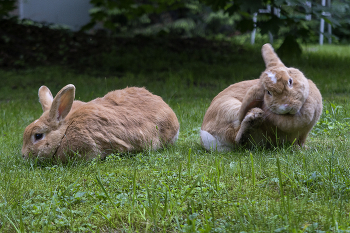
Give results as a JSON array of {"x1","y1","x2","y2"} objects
[{"x1": 235, "y1": 107, "x2": 264, "y2": 145}]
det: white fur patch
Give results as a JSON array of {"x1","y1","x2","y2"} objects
[
  {"x1": 34, "y1": 120, "x2": 38, "y2": 124},
  {"x1": 171, "y1": 129, "x2": 180, "y2": 143},
  {"x1": 265, "y1": 71, "x2": 277, "y2": 84},
  {"x1": 278, "y1": 104, "x2": 291, "y2": 114},
  {"x1": 200, "y1": 130, "x2": 232, "y2": 152},
  {"x1": 278, "y1": 105, "x2": 287, "y2": 114}
]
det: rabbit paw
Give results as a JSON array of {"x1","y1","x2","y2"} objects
[
  {"x1": 242, "y1": 108, "x2": 264, "y2": 126},
  {"x1": 235, "y1": 108, "x2": 264, "y2": 144}
]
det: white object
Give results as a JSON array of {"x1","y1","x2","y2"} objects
[
  {"x1": 251, "y1": 5, "x2": 276, "y2": 44},
  {"x1": 17, "y1": 0, "x2": 92, "y2": 31},
  {"x1": 319, "y1": 0, "x2": 332, "y2": 45}
]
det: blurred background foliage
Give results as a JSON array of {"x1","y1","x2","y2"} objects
[
  {"x1": 0, "y1": 0, "x2": 16, "y2": 18},
  {"x1": 1, "y1": 0, "x2": 350, "y2": 67},
  {"x1": 82, "y1": 0, "x2": 240, "y2": 38},
  {"x1": 80, "y1": 0, "x2": 350, "y2": 44},
  {"x1": 1, "y1": 0, "x2": 350, "y2": 44}
]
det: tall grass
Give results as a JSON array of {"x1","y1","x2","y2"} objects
[{"x1": 0, "y1": 43, "x2": 350, "y2": 232}]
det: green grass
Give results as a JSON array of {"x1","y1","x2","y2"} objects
[{"x1": 1, "y1": 42, "x2": 350, "y2": 232}]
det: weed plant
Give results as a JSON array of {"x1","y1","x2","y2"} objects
[{"x1": 0, "y1": 43, "x2": 350, "y2": 232}]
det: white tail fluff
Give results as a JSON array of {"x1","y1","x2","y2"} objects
[{"x1": 200, "y1": 130, "x2": 232, "y2": 152}]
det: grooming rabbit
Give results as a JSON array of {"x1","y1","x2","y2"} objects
[
  {"x1": 22, "y1": 85, "x2": 180, "y2": 161},
  {"x1": 201, "y1": 43, "x2": 322, "y2": 151}
]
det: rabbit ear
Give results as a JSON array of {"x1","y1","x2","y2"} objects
[
  {"x1": 49, "y1": 84, "x2": 75, "y2": 122},
  {"x1": 262, "y1": 43, "x2": 284, "y2": 68},
  {"x1": 38, "y1": 86, "x2": 53, "y2": 112},
  {"x1": 238, "y1": 83, "x2": 264, "y2": 122}
]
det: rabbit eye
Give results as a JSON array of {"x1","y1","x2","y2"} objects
[
  {"x1": 34, "y1": 133, "x2": 43, "y2": 141},
  {"x1": 288, "y1": 78, "x2": 293, "y2": 86},
  {"x1": 267, "y1": 90, "x2": 272, "y2": 96}
]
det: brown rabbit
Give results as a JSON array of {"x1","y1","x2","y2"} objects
[
  {"x1": 201, "y1": 43, "x2": 322, "y2": 151},
  {"x1": 22, "y1": 85, "x2": 180, "y2": 161}
]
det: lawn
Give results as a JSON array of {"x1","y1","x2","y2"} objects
[{"x1": 0, "y1": 41, "x2": 350, "y2": 232}]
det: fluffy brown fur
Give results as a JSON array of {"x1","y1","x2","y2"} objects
[
  {"x1": 201, "y1": 43, "x2": 322, "y2": 151},
  {"x1": 22, "y1": 85, "x2": 180, "y2": 161}
]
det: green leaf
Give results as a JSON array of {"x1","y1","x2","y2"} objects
[
  {"x1": 236, "y1": 18, "x2": 254, "y2": 33},
  {"x1": 276, "y1": 35, "x2": 302, "y2": 58}
]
